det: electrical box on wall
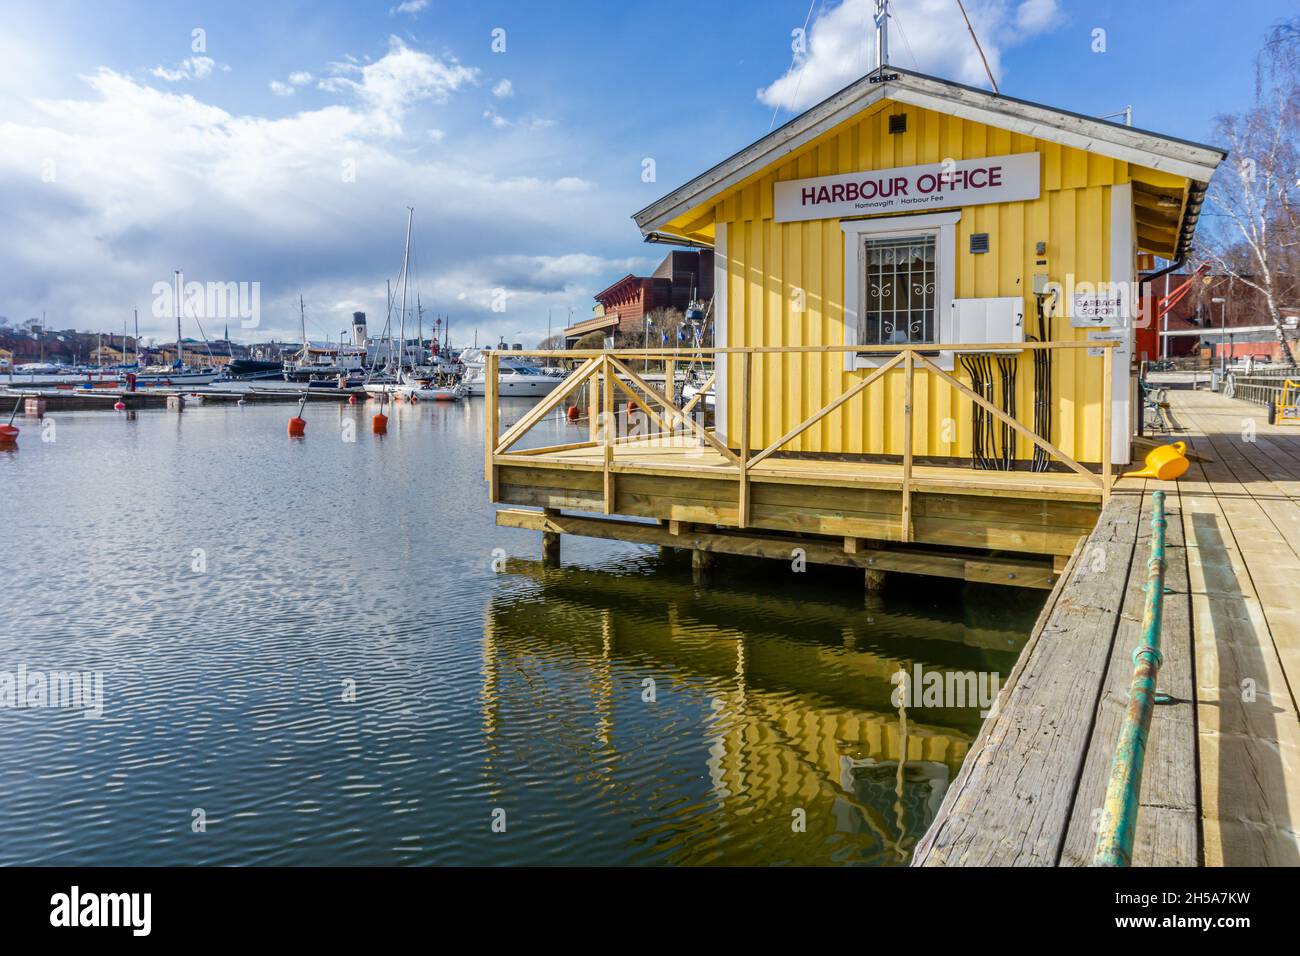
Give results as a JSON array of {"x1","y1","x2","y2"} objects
[{"x1": 951, "y1": 297, "x2": 1025, "y2": 353}]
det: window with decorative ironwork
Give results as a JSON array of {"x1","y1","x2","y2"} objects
[{"x1": 860, "y1": 234, "x2": 937, "y2": 346}]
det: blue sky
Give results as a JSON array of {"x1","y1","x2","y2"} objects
[{"x1": 0, "y1": 0, "x2": 1293, "y2": 345}]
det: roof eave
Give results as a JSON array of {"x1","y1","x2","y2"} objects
[{"x1": 634, "y1": 67, "x2": 1226, "y2": 236}]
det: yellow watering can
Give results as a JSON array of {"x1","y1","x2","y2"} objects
[{"x1": 1122, "y1": 441, "x2": 1189, "y2": 481}]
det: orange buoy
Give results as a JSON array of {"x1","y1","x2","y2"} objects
[
  {"x1": 288, "y1": 394, "x2": 310, "y2": 436},
  {"x1": 372, "y1": 413, "x2": 388, "y2": 434},
  {"x1": 409, "y1": 393, "x2": 418, "y2": 404},
  {"x1": 0, "y1": 424, "x2": 19, "y2": 443},
  {"x1": 566, "y1": 404, "x2": 580, "y2": 421},
  {"x1": 114, "y1": 400, "x2": 127, "y2": 411}
]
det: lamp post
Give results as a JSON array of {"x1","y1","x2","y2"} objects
[{"x1": 1212, "y1": 296, "x2": 1227, "y2": 378}]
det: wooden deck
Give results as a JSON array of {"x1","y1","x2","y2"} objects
[
  {"x1": 912, "y1": 386, "x2": 1300, "y2": 866},
  {"x1": 493, "y1": 435, "x2": 1104, "y2": 581}
]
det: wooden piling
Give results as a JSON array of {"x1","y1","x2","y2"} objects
[{"x1": 541, "y1": 507, "x2": 561, "y2": 567}]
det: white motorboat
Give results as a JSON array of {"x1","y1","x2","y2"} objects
[
  {"x1": 680, "y1": 379, "x2": 715, "y2": 409},
  {"x1": 366, "y1": 370, "x2": 467, "y2": 402},
  {"x1": 462, "y1": 353, "x2": 564, "y2": 397}
]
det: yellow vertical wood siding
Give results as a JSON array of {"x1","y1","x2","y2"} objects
[{"x1": 709, "y1": 100, "x2": 1131, "y2": 464}]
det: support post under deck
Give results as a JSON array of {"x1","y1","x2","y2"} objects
[
  {"x1": 691, "y1": 548, "x2": 715, "y2": 584},
  {"x1": 541, "y1": 507, "x2": 561, "y2": 567}
]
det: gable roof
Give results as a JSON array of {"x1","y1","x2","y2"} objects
[{"x1": 634, "y1": 66, "x2": 1226, "y2": 248}]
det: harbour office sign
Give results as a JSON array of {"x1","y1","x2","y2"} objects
[{"x1": 773, "y1": 152, "x2": 1040, "y2": 222}]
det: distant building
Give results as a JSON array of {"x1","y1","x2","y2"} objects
[
  {"x1": 157, "y1": 338, "x2": 247, "y2": 367},
  {"x1": 89, "y1": 345, "x2": 128, "y2": 364},
  {"x1": 1147, "y1": 272, "x2": 1296, "y2": 360},
  {"x1": 564, "y1": 249, "x2": 713, "y2": 346}
]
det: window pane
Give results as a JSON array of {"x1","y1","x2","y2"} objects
[{"x1": 861, "y1": 234, "x2": 936, "y2": 346}]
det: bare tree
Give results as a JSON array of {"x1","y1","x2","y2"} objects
[
  {"x1": 1200, "y1": 18, "x2": 1300, "y2": 358},
  {"x1": 612, "y1": 307, "x2": 687, "y2": 350}
]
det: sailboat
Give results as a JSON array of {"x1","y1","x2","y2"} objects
[
  {"x1": 364, "y1": 208, "x2": 467, "y2": 401},
  {"x1": 131, "y1": 364, "x2": 219, "y2": 386},
  {"x1": 283, "y1": 295, "x2": 366, "y2": 385},
  {"x1": 131, "y1": 271, "x2": 220, "y2": 385}
]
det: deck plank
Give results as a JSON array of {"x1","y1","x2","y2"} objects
[
  {"x1": 1166, "y1": 389, "x2": 1300, "y2": 867},
  {"x1": 911, "y1": 489, "x2": 1143, "y2": 866},
  {"x1": 1059, "y1": 478, "x2": 1198, "y2": 866}
]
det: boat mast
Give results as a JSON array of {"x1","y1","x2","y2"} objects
[
  {"x1": 174, "y1": 270, "x2": 183, "y2": 368},
  {"x1": 398, "y1": 206, "x2": 413, "y2": 377},
  {"x1": 299, "y1": 294, "x2": 308, "y2": 364},
  {"x1": 417, "y1": 295, "x2": 423, "y2": 366},
  {"x1": 133, "y1": 308, "x2": 139, "y2": 367},
  {"x1": 385, "y1": 279, "x2": 393, "y2": 372}
]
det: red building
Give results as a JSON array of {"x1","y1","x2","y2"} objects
[
  {"x1": 1143, "y1": 271, "x2": 1297, "y2": 361},
  {"x1": 565, "y1": 250, "x2": 713, "y2": 346}
]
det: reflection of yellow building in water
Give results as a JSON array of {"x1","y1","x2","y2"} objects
[{"x1": 479, "y1": 563, "x2": 1029, "y2": 864}]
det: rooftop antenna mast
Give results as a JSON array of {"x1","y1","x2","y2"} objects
[{"x1": 874, "y1": 0, "x2": 890, "y2": 73}]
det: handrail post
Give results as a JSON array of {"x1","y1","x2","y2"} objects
[
  {"x1": 739, "y1": 351, "x2": 751, "y2": 528},
  {"x1": 664, "y1": 357, "x2": 676, "y2": 438},
  {"x1": 1093, "y1": 489, "x2": 1167, "y2": 867},
  {"x1": 485, "y1": 350, "x2": 499, "y2": 499},
  {"x1": 902, "y1": 350, "x2": 914, "y2": 542},
  {"x1": 602, "y1": 355, "x2": 614, "y2": 514},
  {"x1": 588, "y1": 354, "x2": 600, "y2": 444}
]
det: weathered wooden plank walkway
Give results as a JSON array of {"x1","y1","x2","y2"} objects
[
  {"x1": 913, "y1": 385, "x2": 1300, "y2": 866},
  {"x1": 1170, "y1": 388, "x2": 1300, "y2": 866}
]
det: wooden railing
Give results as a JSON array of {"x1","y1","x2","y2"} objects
[{"x1": 485, "y1": 341, "x2": 1118, "y2": 536}]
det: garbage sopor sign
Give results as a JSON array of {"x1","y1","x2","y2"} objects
[
  {"x1": 1070, "y1": 291, "x2": 1126, "y2": 327},
  {"x1": 773, "y1": 152, "x2": 1040, "y2": 222}
]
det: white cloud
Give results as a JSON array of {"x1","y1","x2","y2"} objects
[
  {"x1": 758, "y1": 0, "x2": 1063, "y2": 113},
  {"x1": 318, "y1": 36, "x2": 477, "y2": 130},
  {"x1": 150, "y1": 56, "x2": 216, "y2": 83},
  {"x1": 271, "y1": 71, "x2": 313, "y2": 96},
  {"x1": 492, "y1": 78, "x2": 513, "y2": 99},
  {"x1": 1015, "y1": 0, "x2": 1061, "y2": 32},
  {"x1": 0, "y1": 49, "x2": 634, "y2": 345},
  {"x1": 390, "y1": 0, "x2": 429, "y2": 13},
  {"x1": 483, "y1": 108, "x2": 555, "y2": 131}
]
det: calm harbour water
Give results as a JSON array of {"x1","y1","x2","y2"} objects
[{"x1": 0, "y1": 396, "x2": 1042, "y2": 866}]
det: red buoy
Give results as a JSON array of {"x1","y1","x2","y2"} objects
[
  {"x1": 566, "y1": 404, "x2": 580, "y2": 422},
  {"x1": 372, "y1": 413, "x2": 388, "y2": 434},
  {"x1": 114, "y1": 401, "x2": 127, "y2": 411},
  {"x1": 0, "y1": 424, "x2": 19, "y2": 443},
  {"x1": 288, "y1": 417, "x2": 306, "y2": 436},
  {"x1": 348, "y1": 394, "x2": 358, "y2": 405}
]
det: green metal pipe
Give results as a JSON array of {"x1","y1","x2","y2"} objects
[{"x1": 1093, "y1": 490, "x2": 1167, "y2": 867}]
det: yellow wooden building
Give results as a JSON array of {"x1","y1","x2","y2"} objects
[
  {"x1": 635, "y1": 67, "x2": 1222, "y2": 467},
  {"x1": 486, "y1": 65, "x2": 1224, "y2": 588}
]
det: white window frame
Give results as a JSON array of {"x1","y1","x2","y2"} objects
[{"x1": 841, "y1": 210, "x2": 960, "y2": 371}]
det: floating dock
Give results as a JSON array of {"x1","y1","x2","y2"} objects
[
  {"x1": 1, "y1": 386, "x2": 366, "y2": 410},
  {"x1": 913, "y1": 386, "x2": 1300, "y2": 866}
]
